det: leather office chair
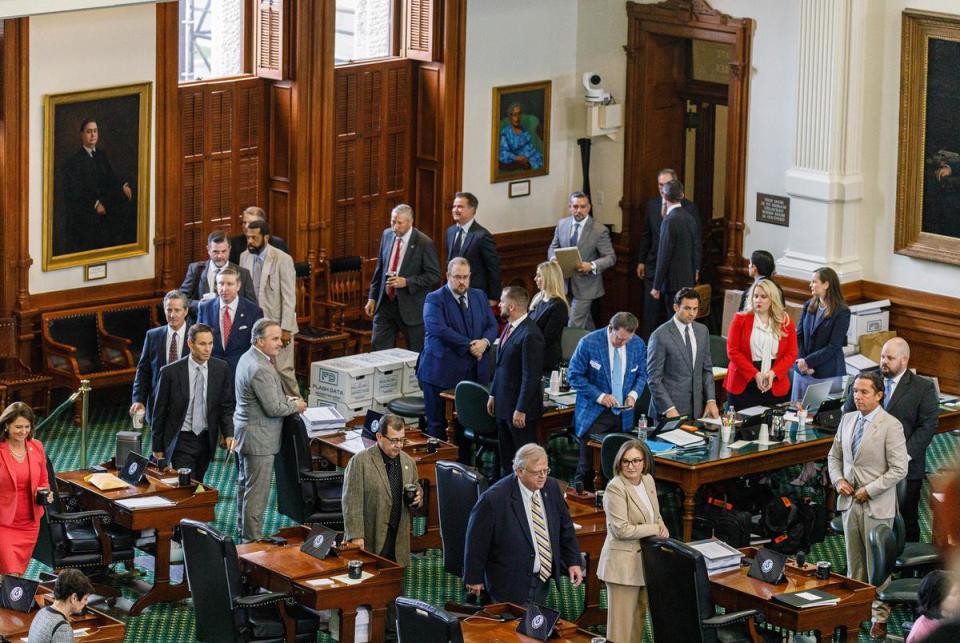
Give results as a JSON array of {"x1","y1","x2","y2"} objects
[
  {"x1": 435, "y1": 461, "x2": 488, "y2": 578},
  {"x1": 395, "y1": 597, "x2": 464, "y2": 643},
  {"x1": 386, "y1": 395, "x2": 428, "y2": 432},
  {"x1": 709, "y1": 335, "x2": 729, "y2": 369},
  {"x1": 180, "y1": 519, "x2": 319, "y2": 642},
  {"x1": 560, "y1": 327, "x2": 589, "y2": 365},
  {"x1": 867, "y1": 523, "x2": 922, "y2": 610},
  {"x1": 600, "y1": 432, "x2": 634, "y2": 482},
  {"x1": 894, "y1": 479, "x2": 941, "y2": 575},
  {"x1": 641, "y1": 538, "x2": 762, "y2": 643},
  {"x1": 454, "y1": 381, "x2": 499, "y2": 478},
  {"x1": 274, "y1": 415, "x2": 344, "y2": 529}
]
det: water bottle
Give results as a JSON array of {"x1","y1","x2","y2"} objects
[
  {"x1": 797, "y1": 403, "x2": 806, "y2": 431},
  {"x1": 636, "y1": 413, "x2": 648, "y2": 440}
]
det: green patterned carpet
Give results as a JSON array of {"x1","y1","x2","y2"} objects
[{"x1": 26, "y1": 402, "x2": 960, "y2": 642}]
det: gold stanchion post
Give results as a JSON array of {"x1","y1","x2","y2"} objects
[{"x1": 79, "y1": 379, "x2": 92, "y2": 469}]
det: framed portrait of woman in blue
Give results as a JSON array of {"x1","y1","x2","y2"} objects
[{"x1": 491, "y1": 80, "x2": 551, "y2": 183}]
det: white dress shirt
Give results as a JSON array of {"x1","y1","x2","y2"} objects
[
  {"x1": 219, "y1": 297, "x2": 239, "y2": 341},
  {"x1": 517, "y1": 478, "x2": 551, "y2": 574},
  {"x1": 884, "y1": 369, "x2": 905, "y2": 403},
  {"x1": 181, "y1": 357, "x2": 208, "y2": 434},
  {"x1": 206, "y1": 260, "x2": 225, "y2": 293},
  {"x1": 672, "y1": 315, "x2": 697, "y2": 361},
  {"x1": 749, "y1": 315, "x2": 779, "y2": 375},
  {"x1": 630, "y1": 479, "x2": 654, "y2": 520},
  {"x1": 166, "y1": 324, "x2": 185, "y2": 363}
]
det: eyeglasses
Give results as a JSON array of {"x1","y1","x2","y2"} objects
[
  {"x1": 383, "y1": 436, "x2": 406, "y2": 446},
  {"x1": 526, "y1": 468, "x2": 551, "y2": 477},
  {"x1": 621, "y1": 457, "x2": 645, "y2": 467}
]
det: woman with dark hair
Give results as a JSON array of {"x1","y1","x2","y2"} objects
[
  {"x1": 793, "y1": 266, "x2": 851, "y2": 401},
  {"x1": 26, "y1": 568, "x2": 95, "y2": 643},
  {"x1": 0, "y1": 402, "x2": 52, "y2": 574},
  {"x1": 597, "y1": 439, "x2": 668, "y2": 643},
  {"x1": 907, "y1": 570, "x2": 959, "y2": 643}
]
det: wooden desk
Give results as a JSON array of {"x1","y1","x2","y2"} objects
[
  {"x1": 313, "y1": 426, "x2": 457, "y2": 550},
  {"x1": 563, "y1": 492, "x2": 607, "y2": 627},
  {"x1": 237, "y1": 526, "x2": 404, "y2": 643},
  {"x1": 710, "y1": 548, "x2": 875, "y2": 642},
  {"x1": 0, "y1": 593, "x2": 125, "y2": 642},
  {"x1": 458, "y1": 602, "x2": 598, "y2": 643},
  {"x1": 56, "y1": 464, "x2": 218, "y2": 615}
]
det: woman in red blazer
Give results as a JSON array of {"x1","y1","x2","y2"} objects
[
  {"x1": 0, "y1": 402, "x2": 53, "y2": 574},
  {"x1": 724, "y1": 279, "x2": 798, "y2": 409}
]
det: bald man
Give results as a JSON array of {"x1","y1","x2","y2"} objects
[{"x1": 843, "y1": 338, "x2": 939, "y2": 541}]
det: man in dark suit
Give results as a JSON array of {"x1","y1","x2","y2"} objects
[
  {"x1": 198, "y1": 267, "x2": 263, "y2": 377},
  {"x1": 446, "y1": 192, "x2": 501, "y2": 304},
  {"x1": 488, "y1": 286, "x2": 544, "y2": 476},
  {"x1": 636, "y1": 169, "x2": 700, "y2": 338},
  {"x1": 647, "y1": 288, "x2": 719, "y2": 421},
  {"x1": 365, "y1": 204, "x2": 441, "y2": 352},
  {"x1": 60, "y1": 119, "x2": 135, "y2": 253},
  {"x1": 464, "y1": 444, "x2": 583, "y2": 605},
  {"x1": 180, "y1": 230, "x2": 257, "y2": 317},
  {"x1": 651, "y1": 179, "x2": 700, "y2": 316},
  {"x1": 130, "y1": 290, "x2": 190, "y2": 426},
  {"x1": 150, "y1": 323, "x2": 235, "y2": 483},
  {"x1": 416, "y1": 258, "x2": 499, "y2": 439},
  {"x1": 228, "y1": 206, "x2": 290, "y2": 265},
  {"x1": 738, "y1": 249, "x2": 783, "y2": 312},
  {"x1": 843, "y1": 338, "x2": 938, "y2": 542}
]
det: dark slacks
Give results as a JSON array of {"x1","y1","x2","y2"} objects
[
  {"x1": 727, "y1": 361, "x2": 789, "y2": 409},
  {"x1": 901, "y1": 478, "x2": 924, "y2": 543},
  {"x1": 641, "y1": 276, "x2": 664, "y2": 339},
  {"x1": 575, "y1": 409, "x2": 621, "y2": 491},
  {"x1": 496, "y1": 417, "x2": 539, "y2": 477},
  {"x1": 371, "y1": 297, "x2": 424, "y2": 352},
  {"x1": 171, "y1": 430, "x2": 213, "y2": 483},
  {"x1": 420, "y1": 381, "x2": 449, "y2": 440}
]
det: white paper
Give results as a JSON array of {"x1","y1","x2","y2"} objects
[
  {"x1": 572, "y1": 522, "x2": 583, "y2": 530},
  {"x1": 795, "y1": 592, "x2": 821, "y2": 601},
  {"x1": 845, "y1": 353, "x2": 878, "y2": 370},
  {"x1": 711, "y1": 367, "x2": 728, "y2": 377},
  {"x1": 303, "y1": 406, "x2": 346, "y2": 424},
  {"x1": 690, "y1": 540, "x2": 740, "y2": 559},
  {"x1": 727, "y1": 440, "x2": 753, "y2": 449},
  {"x1": 339, "y1": 436, "x2": 367, "y2": 454},
  {"x1": 783, "y1": 411, "x2": 811, "y2": 423},
  {"x1": 331, "y1": 571, "x2": 373, "y2": 585},
  {"x1": 658, "y1": 429, "x2": 704, "y2": 447},
  {"x1": 933, "y1": 492, "x2": 946, "y2": 502},
  {"x1": 737, "y1": 405, "x2": 768, "y2": 416},
  {"x1": 116, "y1": 496, "x2": 176, "y2": 509},
  {"x1": 700, "y1": 417, "x2": 722, "y2": 426},
  {"x1": 306, "y1": 578, "x2": 335, "y2": 587},
  {"x1": 160, "y1": 477, "x2": 181, "y2": 486}
]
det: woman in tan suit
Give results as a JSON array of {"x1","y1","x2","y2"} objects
[{"x1": 597, "y1": 439, "x2": 668, "y2": 643}]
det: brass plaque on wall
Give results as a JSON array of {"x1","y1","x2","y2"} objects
[{"x1": 756, "y1": 193, "x2": 790, "y2": 227}]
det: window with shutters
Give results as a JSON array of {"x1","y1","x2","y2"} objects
[
  {"x1": 335, "y1": 0, "x2": 400, "y2": 65},
  {"x1": 179, "y1": 0, "x2": 247, "y2": 82}
]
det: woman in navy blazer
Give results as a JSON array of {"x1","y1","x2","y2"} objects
[
  {"x1": 0, "y1": 402, "x2": 52, "y2": 574},
  {"x1": 793, "y1": 266, "x2": 850, "y2": 401},
  {"x1": 529, "y1": 261, "x2": 569, "y2": 374}
]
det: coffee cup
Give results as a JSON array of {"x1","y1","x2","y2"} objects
[
  {"x1": 178, "y1": 468, "x2": 192, "y2": 486},
  {"x1": 403, "y1": 483, "x2": 418, "y2": 506},
  {"x1": 348, "y1": 560, "x2": 363, "y2": 579},
  {"x1": 816, "y1": 561, "x2": 831, "y2": 580},
  {"x1": 595, "y1": 489, "x2": 605, "y2": 508},
  {"x1": 426, "y1": 438, "x2": 439, "y2": 454},
  {"x1": 132, "y1": 409, "x2": 145, "y2": 429},
  {"x1": 36, "y1": 487, "x2": 50, "y2": 506}
]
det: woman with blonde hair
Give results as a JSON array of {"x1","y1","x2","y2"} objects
[
  {"x1": 529, "y1": 261, "x2": 569, "y2": 374},
  {"x1": 724, "y1": 279, "x2": 798, "y2": 408}
]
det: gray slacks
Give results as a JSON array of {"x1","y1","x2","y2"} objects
[{"x1": 237, "y1": 453, "x2": 275, "y2": 541}]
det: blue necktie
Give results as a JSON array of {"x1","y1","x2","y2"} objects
[
  {"x1": 851, "y1": 415, "x2": 866, "y2": 458},
  {"x1": 612, "y1": 348, "x2": 624, "y2": 409},
  {"x1": 884, "y1": 377, "x2": 893, "y2": 409},
  {"x1": 569, "y1": 223, "x2": 580, "y2": 247}
]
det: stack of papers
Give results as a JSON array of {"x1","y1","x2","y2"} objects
[
  {"x1": 302, "y1": 406, "x2": 347, "y2": 437},
  {"x1": 84, "y1": 472, "x2": 129, "y2": 490},
  {"x1": 644, "y1": 439, "x2": 678, "y2": 454},
  {"x1": 116, "y1": 496, "x2": 176, "y2": 510},
  {"x1": 688, "y1": 538, "x2": 743, "y2": 573},
  {"x1": 773, "y1": 589, "x2": 840, "y2": 609},
  {"x1": 658, "y1": 429, "x2": 704, "y2": 448}
]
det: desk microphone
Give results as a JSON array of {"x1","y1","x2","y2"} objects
[{"x1": 796, "y1": 550, "x2": 806, "y2": 568}]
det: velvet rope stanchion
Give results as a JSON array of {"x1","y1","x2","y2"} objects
[{"x1": 33, "y1": 378, "x2": 90, "y2": 466}]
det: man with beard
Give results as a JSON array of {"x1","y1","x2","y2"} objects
[
  {"x1": 415, "y1": 258, "x2": 499, "y2": 441},
  {"x1": 180, "y1": 230, "x2": 257, "y2": 316}
]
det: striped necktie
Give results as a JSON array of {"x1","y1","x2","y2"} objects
[
  {"x1": 884, "y1": 377, "x2": 893, "y2": 409},
  {"x1": 191, "y1": 365, "x2": 206, "y2": 435},
  {"x1": 851, "y1": 415, "x2": 867, "y2": 458},
  {"x1": 531, "y1": 491, "x2": 552, "y2": 583}
]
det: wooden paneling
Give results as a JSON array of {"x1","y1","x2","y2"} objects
[
  {"x1": 404, "y1": 0, "x2": 440, "y2": 62},
  {"x1": 255, "y1": 0, "x2": 289, "y2": 80},
  {"x1": 269, "y1": 82, "x2": 291, "y2": 180},
  {"x1": 494, "y1": 227, "x2": 554, "y2": 295},
  {"x1": 416, "y1": 65, "x2": 439, "y2": 161}
]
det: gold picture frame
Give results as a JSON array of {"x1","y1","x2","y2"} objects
[
  {"x1": 491, "y1": 80, "x2": 551, "y2": 183},
  {"x1": 43, "y1": 82, "x2": 152, "y2": 270},
  {"x1": 895, "y1": 10, "x2": 960, "y2": 265}
]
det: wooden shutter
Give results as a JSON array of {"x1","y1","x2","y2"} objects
[
  {"x1": 404, "y1": 0, "x2": 440, "y2": 62},
  {"x1": 255, "y1": 0, "x2": 288, "y2": 80}
]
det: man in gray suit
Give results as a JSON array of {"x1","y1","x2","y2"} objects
[
  {"x1": 233, "y1": 319, "x2": 306, "y2": 541},
  {"x1": 646, "y1": 288, "x2": 719, "y2": 420},
  {"x1": 240, "y1": 220, "x2": 299, "y2": 396},
  {"x1": 365, "y1": 204, "x2": 441, "y2": 351},
  {"x1": 547, "y1": 192, "x2": 616, "y2": 329},
  {"x1": 828, "y1": 370, "x2": 907, "y2": 639}
]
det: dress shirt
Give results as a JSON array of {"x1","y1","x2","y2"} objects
[
  {"x1": 846, "y1": 405, "x2": 882, "y2": 486},
  {"x1": 166, "y1": 325, "x2": 185, "y2": 363},
  {"x1": 390, "y1": 228, "x2": 414, "y2": 273},
  {"x1": 504, "y1": 313, "x2": 528, "y2": 334},
  {"x1": 665, "y1": 203, "x2": 682, "y2": 216},
  {"x1": 598, "y1": 329, "x2": 638, "y2": 404},
  {"x1": 630, "y1": 480, "x2": 654, "y2": 519},
  {"x1": 219, "y1": 297, "x2": 239, "y2": 341},
  {"x1": 447, "y1": 284, "x2": 468, "y2": 308},
  {"x1": 517, "y1": 478, "x2": 551, "y2": 574},
  {"x1": 457, "y1": 218, "x2": 476, "y2": 236},
  {"x1": 749, "y1": 315, "x2": 779, "y2": 375},
  {"x1": 206, "y1": 260, "x2": 225, "y2": 292},
  {"x1": 884, "y1": 369, "x2": 906, "y2": 402},
  {"x1": 182, "y1": 357, "x2": 208, "y2": 434},
  {"x1": 671, "y1": 315, "x2": 697, "y2": 361}
]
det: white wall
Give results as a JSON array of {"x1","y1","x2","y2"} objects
[
  {"x1": 0, "y1": 0, "x2": 156, "y2": 19},
  {"x1": 462, "y1": 0, "x2": 579, "y2": 234},
  {"x1": 28, "y1": 4, "x2": 157, "y2": 293}
]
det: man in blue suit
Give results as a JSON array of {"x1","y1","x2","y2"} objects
[
  {"x1": 464, "y1": 444, "x2": 583, "y2": 605},
  {"x1": 198, "y1": 267, "x2": 263, "y2": 377},
  {"x1": 488, "y1": 286, "x2": 544, "y2": 476},
  {"x1": 416, "y1": 257, "x2": 499, "y2": 439},
  {"x1": 567, "y1": 311, "x2": 648, "y2": 489},
  {"x1": 130, "y1": 290, "x2": 190, "y2": 426}
]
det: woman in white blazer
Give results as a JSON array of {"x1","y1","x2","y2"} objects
[{"x1": 597, "y1": 439, "x2": 668, "y2": 643}]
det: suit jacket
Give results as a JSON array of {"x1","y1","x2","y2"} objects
[
  {"x1": 179, "y1": 260, "x2": 257, "y2": 316},
  {"x1": 636, "y1": 197, "x2": 701, "y2": 274},
  {"x1": 646, "y1": 318, "x2": 714, "y2": 419},
  {"x1": 416, "y1": 286, "x2": 499, "y2": 389},
  {"x1": 0, "y1": 439, "x2": 49, "y2": 526},
  {"x1": 61, "y1": 147, "x2": 132, "y2": 253},
  {"x1": 369, "y1": 227, "x2": 441, "y2": 326},
  {"x1": 797, "y1": 301, "x2": 850, "y2": 379},
  {"x1": 842, "y1": 370, "x2": 939, "y2": 480},
  {"x1": 233, "y1": 346, "x2": 300, "y2": 456},
  {"x1": 828, "y1": 408, "x2": 908, "y2": 519},
  {"x1": 240, "y1": 245, "x2": 298, "y2": 333},
  {"x1": 229, "y1": 234, "x2": 289, "y2": 266},
  {"x1": 652, "y1": 206, "x2": 699, "y2": 293},
  {"x1": 547, "y1": 216, "x2": 615, "y2": 300},
  {"x1": 445, "y1": 221, "x2": 502, "y2": 300},
  {"x1": 150, "y1": 356, "x2": 236, "y2": 457},
  {"x1": 490, "y1": 317, "x2": 544, "y2": 422},
  {"x1": 723, "y1": 312, "x2": 798, "y2": 398},
  {"x1": 342, "y1": 444, "x2": 419, "y2": 568},
  {"x1": 529, "y1": 297, "x2": 569, "y2": 374},
  {"x1": 597, "y1": 474, "x2": 665, "y2": 587},
  {"x1": 463, "y1": 474, "x2": 581, "y2": 604},
  {"x1": 131, "y1": 325, "x2": 190, "y2": 424},
  {"x1": 567, "y1": 329, "x2": 648, "y2": 437},
  {"x1": 198, "y1": 297, "x2": 264, "y2": 376}
]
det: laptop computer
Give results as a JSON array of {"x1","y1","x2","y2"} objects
[
  {"x1": 299, "y1": 524, "x2": 340, "y2": 560},
  {"x1": 118, "y1": 451, "x2": 150, "y2": 485},
  {"x1": 516, "y1": 603, "x2": 561, "y2": 641},
  {"x1": 800, "y1": 381, "x2": 833, "y2": 414},
  {"x1": 0, "y1": 575, "x2": 40, "y2": 612}
]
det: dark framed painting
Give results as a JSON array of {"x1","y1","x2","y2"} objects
[
  {"x1": 43, "y1": 82, "x2": 152, "y2": 270},
  {"x1": 490, "y1": 80, "x2": 551, "y2": 183},
  {"x1": 896, "y1": 11, "x2": 960, "y2": 266}
]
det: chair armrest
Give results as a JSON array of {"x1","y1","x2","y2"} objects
[
  {"x1": 234, "y1": 592, "x2": 291, "y2": 609},
  {"x1": 314, "y1": 300, "x2": 347, "y2": 327},
  {"x1": 47, "y1": 509, "x2": 113, "y2": 525},
  {"x1": 100, "y1": 333, "x2": 134, "y2": 368},
  {"x1": 702, "y1": 609, "x2": 762, "y2": 629},
  {"x1": 300, "y1": 470, "x2": 344, "y2": 484}
]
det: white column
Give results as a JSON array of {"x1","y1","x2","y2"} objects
[{"x1": 779, "y1": 0, "x2": 866, "y2": 282}]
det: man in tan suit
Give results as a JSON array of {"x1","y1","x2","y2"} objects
[{"x1": 828, "y1": 370, "x2": 907, "y2": 639}]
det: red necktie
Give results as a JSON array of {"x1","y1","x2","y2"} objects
[
  {"x1": 222, "y1": 307, "x2": 232, "y2": 349},
  {"x1": 501, "y1": 323, "x2": 512, "y2": 345},
  {"x1": 386, "y1": 237, "x2": 402, "y2": 300},
  {"x1": 168, "y1": 331, "x2": 178, "y2": 364}
]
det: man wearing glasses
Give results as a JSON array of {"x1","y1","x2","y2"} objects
[{"x1": 464, "y1": 444, "x2": 583, "y2": 605}]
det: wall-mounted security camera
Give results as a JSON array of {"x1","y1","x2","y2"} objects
[{"x1": 582, "y1": 71, "x2": 611, "y2": 103}]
